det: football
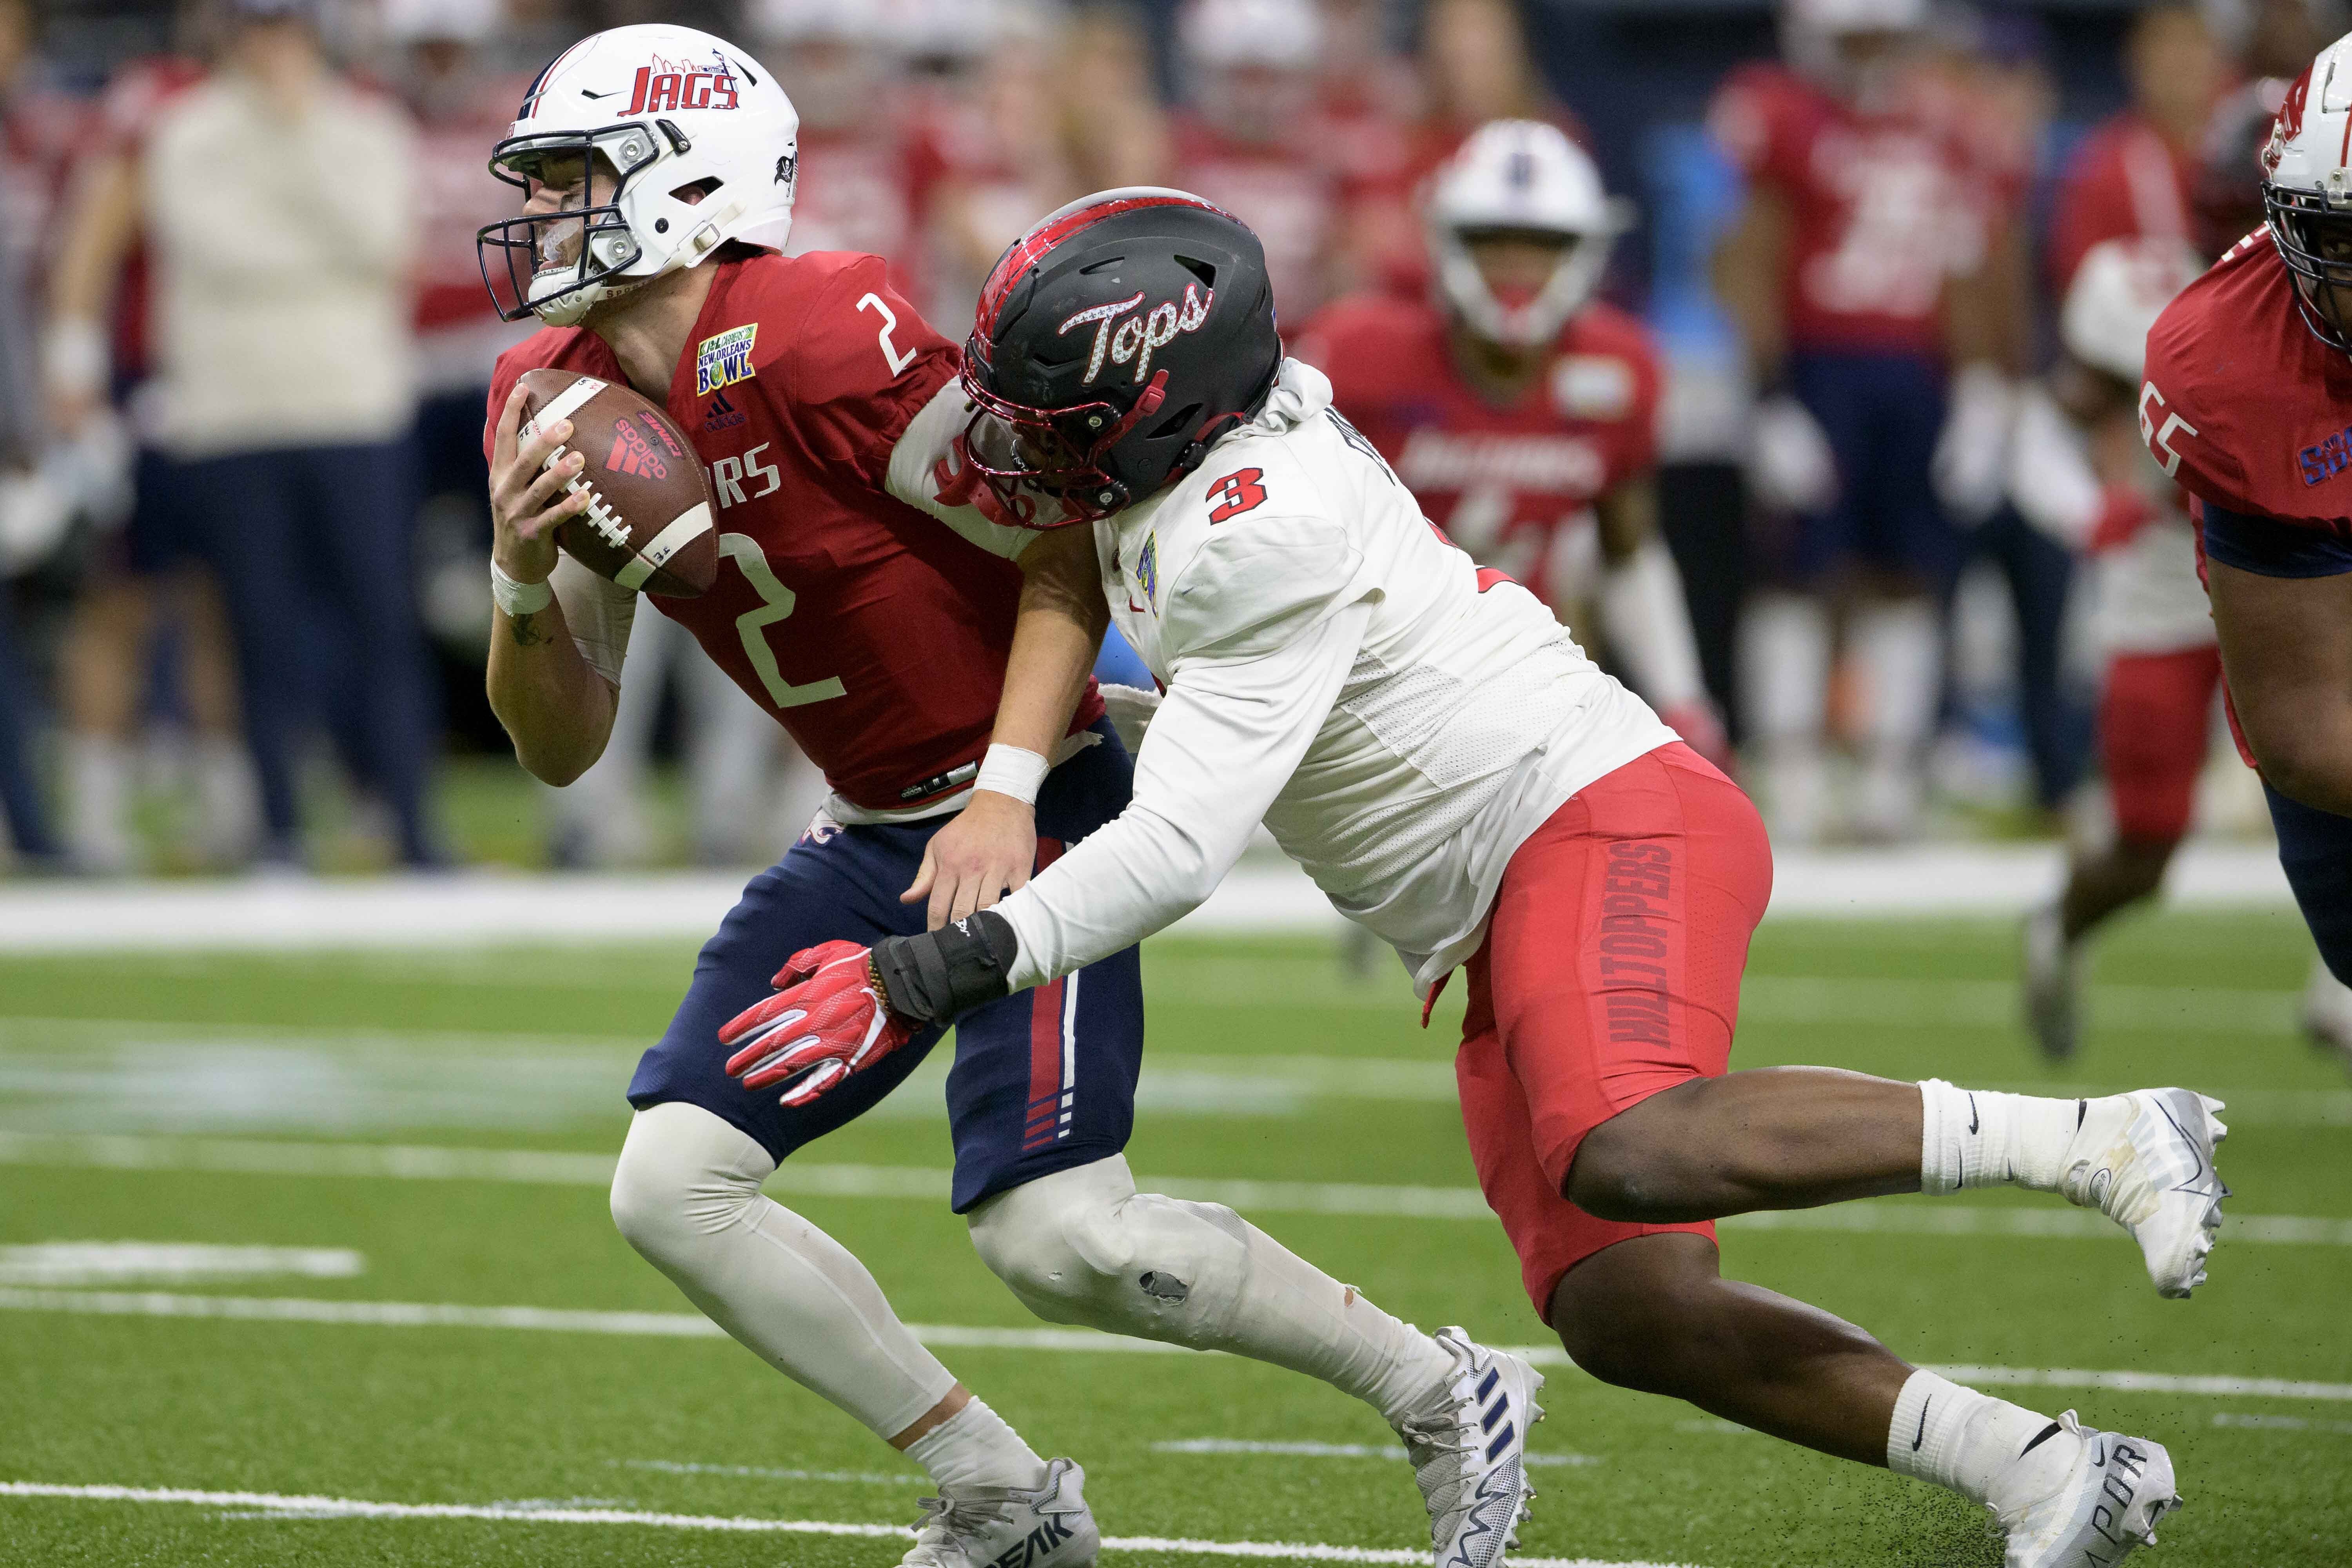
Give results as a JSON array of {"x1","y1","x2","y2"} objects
[{"x1": 516, "y1": 368, "x2": 719, "y2": 597}]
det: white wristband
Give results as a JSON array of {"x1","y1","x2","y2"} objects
[
  {"x1": 491, "y1": 559, "x2": 554, "y2": 618},
  {"x1": 975, "y1": 743, "x2": 1049, "y2": 805}
]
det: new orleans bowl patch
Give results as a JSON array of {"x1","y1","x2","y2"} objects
[{"x1": 696, "y1": 324, "x2": 758, "y2": 397}]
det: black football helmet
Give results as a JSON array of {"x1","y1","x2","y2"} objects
[{"x1": 960, "y1": 189, "x2": 1283, "y2": 520}]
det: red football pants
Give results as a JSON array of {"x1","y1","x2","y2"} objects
[
  {"x1": 1455, "y1": 742, "x2": 1775, "y2": 1318},
  {"x1": 2100, "y1": 646, "x2": 2223, "y2": 844}
]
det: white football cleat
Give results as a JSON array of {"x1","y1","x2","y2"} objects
[
  {"x1": 1394, "y1": 1326, "x2": 1546, "y2": 1568},
  {"x1": 2021, "y1": 903, "x2": 2082, "y2": 1063},
  {"x1": 2060, "y1": 1089, "x2": 2229, "y2": 1298},
  {"x1": 900, "y1": 1457, "x2": 1099, "y2": 1568},
  {"x1": 1997, "y1": 1413, "x2": 2180, "y2": 1568}
]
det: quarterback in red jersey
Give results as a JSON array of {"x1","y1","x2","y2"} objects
[
  {"x1": 1297, "y1": 120, "x2": 1728, "y2": 766},
  {"x1": 2140, "y1": 38, "x2": 2352, "y2": 995},
  {"x1": 477, "y1": 27, "x2": 1483, "y2": 1566}
]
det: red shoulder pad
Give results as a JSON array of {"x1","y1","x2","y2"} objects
[{"x1": 746, "y1": 252, "x2": 960, "y2": 486}]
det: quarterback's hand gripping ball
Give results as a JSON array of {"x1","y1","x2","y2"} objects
[
  {"x1": 720, "y1": 940, "x2": 917, "y2": 1107},
  {"x1": 516, "y1": 368, "x2": 720, "y2": 596}
]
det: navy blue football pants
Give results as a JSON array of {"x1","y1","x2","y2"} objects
[
  {"x1": 1784, "y1": 350, "x2": 1962, "y2": 589},
  {"x1": 629, "y1": 720, "x2": 1145, "y2": 1213},
  {"x1": 2264, "y1": 781, "x2": 2352, "y2": 986},
  {"x1": 178, "y1": 441, "x2": 442, "y2": 864}
]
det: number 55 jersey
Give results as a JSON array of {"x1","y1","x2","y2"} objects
[{"x1": 484, "y1": 249, "x2": 1102, "y2": 822}]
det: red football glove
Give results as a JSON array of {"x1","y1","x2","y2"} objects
[
  {"x1": 720, "y1": 940, "x2": 918, "y2": 1108},
  {"x1": 1660, "y1": 699, "x2": 1736, "y2": 776}
]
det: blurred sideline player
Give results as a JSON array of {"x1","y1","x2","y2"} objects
[
  {"x1": 0, "y1": 0, "x2": 79, "y2": 866},
  {"x1": 40, "y1": 13, "x2": 254, "y2": 871},
  {"x1": 1298, "y1": 121, "x2": 1730, "y2": 771},
  {"x1": 2046, "y1": 3, "x2": 2221, "y2": 298},
  {"x1": 1710, "y1": 0, "x2": 2008, "y2": 842},
  {"x1": 2140, "y1": 36, "x2": 2352, "y2": 1044},
  {"x1": 475, "y1": 28, "x2": 1520, "y2": 1566},
  {"x1": 1171, "y1": 0, "x2": 1345, "y2": 322},
  {"x1": 750, "y1": 188, "x2": 2231, "y2": 1568}
]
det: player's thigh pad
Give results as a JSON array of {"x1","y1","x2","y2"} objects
[
  {"x1": 943, "y1": 721, "x2": 1146, "y2": 1212},
  {"x1": 1456, "y1": 742, "x2": 1772, "y2": 1309},
  {"x1": 966, "y1": 1154, "x2": 1252, "y2": 1348},
  {"x1": 628, "y1": 829, "x2": 949, "y2": 1163},
  {"x1": 2264, "y1": 780, "x2": 2352, "y2": 986},
  {"x1": 2100, "y1": 648, "x2": 2222, "y2": 844}
]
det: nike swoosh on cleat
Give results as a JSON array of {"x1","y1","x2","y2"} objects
[{"x1": 2019, "y1": 1421, "x2": 2063, "y2": 1457}]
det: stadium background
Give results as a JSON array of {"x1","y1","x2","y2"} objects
[{"x1": 2, "y1": 3, "x2": 2348, "y2": 1567}]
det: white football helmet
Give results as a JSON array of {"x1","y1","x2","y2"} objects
[
  {"x1": 1425, "y1": 120, "x2": 1633, "y2": 348},
  {"x1": 1179, "y1": 0, "x2": 1322, "y2": 71},
  {"x1": 382, "y1": 0, "x2": 500, "y2": 44},
  {"x1": 2263, "y1": 31, "x2": 2352, "y2": 349},
  {"x1": 1782, "y1": 0, "x2": 1928, "y2": 102},
  {"x1": 477, "y1": 24, "x2": 800, "y2": 328},
  {"x1": 2060, "y1": 237, "x2": 2203, "y2": 382}
]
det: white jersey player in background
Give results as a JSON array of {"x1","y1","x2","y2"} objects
[{"x1": 728, "y1": 191, "x2": 2234, "y2": 1568}]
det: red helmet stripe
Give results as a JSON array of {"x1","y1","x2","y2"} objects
[{"x1": 975, "y1": 193, "x2": 1230, "y2": 338}]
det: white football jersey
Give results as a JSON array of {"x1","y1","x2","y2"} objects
[{"x1": 995, "y1": 359, "x2": 1674, "y2": 994}]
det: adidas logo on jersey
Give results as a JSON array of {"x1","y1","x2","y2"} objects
[{"x1": 704, "y1": 389, "x2": 746, "y2": 431}]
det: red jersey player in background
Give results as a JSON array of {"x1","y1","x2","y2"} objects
[
  {"x1": 2045, "y1": 4, "x2": 2222, "y2": 297},
  {"x1": 1710, "y1": 0, "x2": 2008, "y2": 844},
  {"x1": 1298, "y1": 120, "x2": 1730, "y2": 768},
  {"x1": 1171, "y1": 0, "x2": 1347, "y2": 321},
  {"x1": 477, "y1": 27, "x2": 1505, "y2": 1565},
  {"x1": 749, "y1": 0, "x2": 938, "y2": 306},
  {"x1": 2140, "y1": 38, "x2": 2352, "y2": 1042}
]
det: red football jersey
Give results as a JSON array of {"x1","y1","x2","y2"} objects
[
  {"x1": 2047, "y1": 111, "x2": 2198, "y2": 296},
  {"x1": 1294, "y1": 292, "x2": 1661, "y2": 610},
  {"x1": 486, "y1": 250, "x2": 1101, "y2": 813},
  {"x1": 2140, "y1": 231, "x2": 2352, "y2": 536},
  {"x1": 1706, "y1": 62, "x2": 1985, "y2": 356}
]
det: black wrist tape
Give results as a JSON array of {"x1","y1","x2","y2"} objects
[{"x1": 871, "y1": 909, "x2": 1018, "y2": 1025}]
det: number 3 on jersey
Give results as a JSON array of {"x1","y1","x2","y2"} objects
[
  {"x1": 719, "y1": 533, "x2": 848, "y2": 709},
  {"x1": 1207, "y1": 468, "x2": 1267, "y2": 523}
]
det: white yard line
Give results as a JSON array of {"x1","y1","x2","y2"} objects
[
  {"x1": 7, "y1": 1132, "x2": 2349, "y2": 1243},
  {"x1": 1151, "y1": 1440, "x2": 1599, "y2": 1467},
  {"x1": 0, "y1": 1481, "x2": 1696, "y2": 1567},
  {"x1": 1, "y1": 1288, "x2": 2347, "y2": 1403},
  {"x1": 617, "y1": 1459, "x2": 926, "y2": 1486},
  {"x1": 0, "y1": 844, "x2": 2293, "y2": 953}
]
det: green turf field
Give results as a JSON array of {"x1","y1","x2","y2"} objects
[{"x1": 2, "y1": 909, "x2": 2347, "y2": 1566}]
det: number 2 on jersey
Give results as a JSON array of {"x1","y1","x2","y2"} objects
[
  {"x1": 719, "y1": 533, "x2": 849, "y2": 709},
  {"x1": 1207, "y1": 468, "x2": 1267, "y2": 523}
]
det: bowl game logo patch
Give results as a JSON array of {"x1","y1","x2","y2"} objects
[
  {"x1": 1136, "y1": 533, "x2": 1159, "y2": 609},
  {"x1": 697, "y1": 325, "x2": 758, "y2": 397}
]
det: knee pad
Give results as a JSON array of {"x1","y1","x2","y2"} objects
[
  {"x1": 610, "y1": 1100, "x2": 776, "y2": 1266},
  {"x1": 968, "y1": 1156, "x2": 1253, "y2": 1351}
]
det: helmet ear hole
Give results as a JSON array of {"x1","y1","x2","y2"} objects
[
  {"x1": 1176, "y1": 256, "x2": 1217, "y2": 288},
  {"x1": 1147, "y1": 402, "x2": 1205, "y2": 441},
  {"x1": 671, "y1": 177, "x2": 723, "y2": 204}
]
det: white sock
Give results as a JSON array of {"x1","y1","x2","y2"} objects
[
  {"x1": 1918, "y1": 1079, "x2": 2084, "y2": 1194},
  {"x1": 194, "y1": 737, "x2": 259, "y2": 863},
  {"x1": 1226, "y1": 1223, "x2": 1459, "y2": 1426},
  {"x1": 1852, "y1": 599, "x2": 1941, "y2": 836},
  {"x1": 1740, "y1": 594, "x2": 1832, "y2": 844},
  {"x1": 63, "y1": 732, "x2": 134, "y2": 872},
  {"x1": 610, "y1": 1103, "x2": 962, "y2": 1442},
  {"x1": 1887, "y1": 1368, "x2": 2078, "y2": 1512},
  {"x1": 902, "y1": 1397, "x2": 1049, "y2": 1493}
]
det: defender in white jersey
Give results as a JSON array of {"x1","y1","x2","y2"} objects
[{"x1": 724, "y1": 193, "x2": 2231, "y2": 1568}]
